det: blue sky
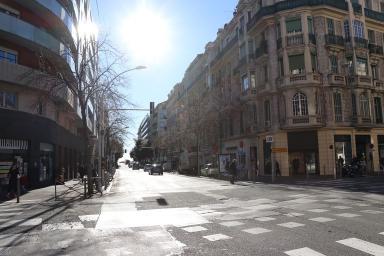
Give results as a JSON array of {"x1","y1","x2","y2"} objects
[{"x1": 92, "y1": 0, "x2": 238, "y2": 153}]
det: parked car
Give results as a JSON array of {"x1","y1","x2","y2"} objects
[
  {"x1": 149, "y1": 163, "x2": 163, "y2": 175},
  {"x1": 132, "y1": 162, "x2": 140, "y2": 170},
  {"x1": 144, "y1": 164, "x2": 152, "y2": 172},
  {"x1": 200, "y1": 163, "x2": 219, "y2": 177}
]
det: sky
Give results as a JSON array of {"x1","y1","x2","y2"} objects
[{"x1": 91, "y1": 0, "x2": 238, "y2": 156}]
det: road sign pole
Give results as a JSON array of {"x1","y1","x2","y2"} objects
[{"x1": 271, "y1": 144, "x2": 275, "y2": 183}]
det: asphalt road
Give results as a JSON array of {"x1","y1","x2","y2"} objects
[{"x1": 1, "y1": 165, "x2": 384, "y2": 256}]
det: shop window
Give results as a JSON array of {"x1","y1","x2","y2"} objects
[
  {"x1": 334, "y1": 92, "x2": 343, "y2": 122},
  {"x1": 360, "y1": 93, "x2": 371, "y2": 117},
  {"x1": 327, "y1": 18, "x2": 335, "y2": 35},
  {"x1": 286, "y1": 17, "x2": 302, "y2": 34},
  {"x1": 374, "y1": 97, "x2": 383, "y2": 124},
  {"x1": 356, "y1": 58, "x2": 367, "y2": 76},
  {"x1": 330, "y1": 55, "x2": 338, "y2": 73},
  {"x1": 289, "y1": 54, "x2": 305, "y2": 75},
  {"x1": 292, "y1": 92, "x2": 308, "y2": 116}
]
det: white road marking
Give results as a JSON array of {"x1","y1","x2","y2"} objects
[
  {"x1": 307, "y1": 209, "x2": 329, "y2": 213},
  {"x1": 380, "y1": 232, "x2": 384, "y2": 235},
  {"x1": 285, "y1": 212, "x2": 304, "y2": 217},
  {"x1": 142, "y1": 230, "x2": 168, "y2": 238},
  {"x1": 336, "y1": 237, "x2": 384, "y2": 256},
  {"x1": 203, "y1": 233, "x2": 232, "y2": 241},
  {"x1": 335, "y1": 213, "x2": 361, "y2": 218},
  {"x1": 333, "y1": 206, "x2": 352, "y2": 209},
  {"x1": 0, "y1": 212, "x2": 22, "y2": 217},
  {"x1": 19, "y1": 218, "x2": 42, "y2": 226},
  {"x1": 278, "y1": 222, "x2": 305, "y2": 228},
  {"x1": 0, "y1": 208, "x2": 24, "y2": 212},
  {"x1": 242, "y1": 227, "x2": 272, "y2": 235},
  {"x1": 284, "y1": 247, "x2": 326, "y2": 256},
  {"x1": 360, "y1": 210, "x2": 384, "y2": 214},
  {"x1": 42, "y1": 239, "x2": 75, "y2": 250},
  {"x1": 288, "y1": 194, "x2": 311, "y2": 198},
  {"x1": 255, "y1": 217, "x2": 276, "y2": 222},
  {"x1": 182, "y1": 226, "x2": 208, "y2": 232},
  {"x1": 219, "y1": 221, "x2": 244, "y2": 227},
  {"x1": 42, "y1": 222, "x2": 84, "y2": 231},
  {"x1": 355, "y1": 203, "x2": 370, "y2": 207},
  {"x1": 79, "y1": 214, "x2": 99, "y2": 222},
  {"x1": 309, "y1": 217, "x2": 335, "y2": 223}
]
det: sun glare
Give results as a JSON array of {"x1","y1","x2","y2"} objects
[{"x1": 121, "y1": 6, "x2": 172, "y2": 65}]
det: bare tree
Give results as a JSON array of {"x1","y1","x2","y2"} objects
[{"x1": 23, "y1": 32, "x2": 133, "y2": 194}]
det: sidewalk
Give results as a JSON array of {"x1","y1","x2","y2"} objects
[{"x1": 0, "y1": 179, "x2": 86, "y2": 206}]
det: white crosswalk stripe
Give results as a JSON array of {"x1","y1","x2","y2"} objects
[
  {"x1": 203, "y1": 233, "x2": 232, "y2": 241},
  {"x1": 285, "y1": 247, "x2": 326, "y2": 256},
  {"x1": 336, "y1": 238, "x2": 384, "y2": 256}
]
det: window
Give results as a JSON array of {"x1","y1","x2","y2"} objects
[
  {"x1": 263, "y1": 65, "x2": 268, "y2": 82},
  {"x1": 286, "y1": 17, "x2": 302, "y2": 34},
  {"x1": 239, "y1": 43, "x2": 246, "y2": 59},
  {"x1": 330, "y1": 55, "x2": 338, "y2": 73},
  {"x1": 248, "y1": 40, "x2": 254, "y2": 55},
  {"x1": 36, "y1": 102, "x2": 43, "y2": 115},
  {"x1": 346, "y1": 57, "x2": 354, "y2": 75},
  {"x1": 241, "y1": 74, "x2": 249, "y2": 91},
  {"x1": 356, "y1": 58, "x2": 367, "y2": 76},
  {"x1": 365, "y1": 0, "x2": 372, "y2": 9},
  {"x1": 334, "y1": 92, "x2": 343, "y2": 122},
  {"x1": 307, "y1": 17, "x2": 313, "y2": 34},
  {"x1": 276, "y1": 23, "x2": 281, "y2": 39},
  {"x1": 372, "y1": 65, "x2": 378, "y2": 80},
  {"x1": 278, "y1": 57, "x2": 284, "y2": 77},
  {"x1": 381, "y1": 2, "x2": 384, "y2": 12},
  {"x1": 229, "y1": 118, "x2": 234, "y2": 136},
  {"x1": 289, "y1": 54, "x2": 305, "y2": 75},
  {"x1": 264, "y1": 100, "x2": 271, "y2": 126},
  {"x1": 344, "y1": 20, "x2": 350, "y2": 39},
  {"x1": 360, "y1": 94, "x2": 370, "y2": 117},
  {"x1": 240, "y1": 111, "x2": 244, "y2": 134},
  {"x1": 352, "y1": 93, "x2": 357, "y2": 116},
  {"x1": 292, "y1": 92, "x2": 308, "y2": 116},
  {"x1": 0, "y1": 91, "x2": 17, "y2": 109},
  {"x1": 327, "y1": 18, "x2": 335, "y2": 35},
  {"x1": 253, "y1": 104, "x2": 257, "y2": 123},
  {"x1": 374, "y1": 97, "x2": 383, "y2": 123},
  {"x1": 368, "y1": 30, "x2": 375, "y2": 43},
  {"x1": 0, "y1": 49, "x2": 17, "y2": 63},
  {"x1": 250, "y1": 72, "x2": 256, "y2": 88},
  {"x1": 311, "y1": 53, "x2": 318, "y2": 72},
  {"x1": 353, "y1": 20, "x2": 364, "y2": 38}
]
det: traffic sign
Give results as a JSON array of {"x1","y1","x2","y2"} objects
[{"x1": 266, "y1": 136, "x2": 273, "y2": 143}]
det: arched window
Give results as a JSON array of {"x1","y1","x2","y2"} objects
[
  {"x1": 360, "y1": 93, "x2": 370, "y2": 117},
  {"x1": 292, "y1": 92, "x2": 308, "y2": 116}
]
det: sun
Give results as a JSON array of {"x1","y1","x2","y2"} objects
[{"x1": 121, "y1": 5, "x2": 172, "y2": 65}]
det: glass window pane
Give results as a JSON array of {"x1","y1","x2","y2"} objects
[
  {"x1": 5, "y1": 92, "x2": 16, "y2": 108},
  {"x1": 327, "y1": 18, "x2": 334, "y2": 35},
  {"x1": 289, "y1": 54, "x2": 305, "y2": 74},
  {"x1": 374, "y1": 97, "x2": 383, "y2": 123},
  {"x1": 334, "y1": 92, "x2": 343, "y2": 122},
  {"x1": 7, "y1": 53, "x2": 16, "y2": 63},
  {"x1": 307, "y1": 17, "x2": 313, "y2": 33},
  {"x1": 330, "y1": 55, "x2": 338, "y2": 73},
  {"x1": 356, "y1": 58, "x2": 367, "y2": 76},
  {"x1": 286, "y1": 18, "x2": 302, "y2": 33}
]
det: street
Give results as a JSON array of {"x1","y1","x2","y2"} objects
[{"x1": 1, "y1": 166, "x2": 384, "y2": 255}]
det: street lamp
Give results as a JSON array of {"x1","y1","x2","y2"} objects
[{"x1": 98, "y1": 65, "x2": 146, "y2": 189}]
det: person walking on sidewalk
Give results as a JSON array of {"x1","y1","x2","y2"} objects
[
  {"x1": 7, "y1": 159, "x2": 19, "y2": 199},
  {"x1": 229, "y1": 159, "x2": 237, "y2": 184}
]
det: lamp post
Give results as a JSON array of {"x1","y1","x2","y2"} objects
[{"x1": 98, "y1": 65, "x2": 146, "y2": 189}]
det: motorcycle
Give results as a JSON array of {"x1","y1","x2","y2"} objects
[{"x1": 342, "y1": 163, "x2": 360, "y2": 177}]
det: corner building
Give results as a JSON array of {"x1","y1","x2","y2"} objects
[
  {"x1": 0, "y1": 0, "x2": 95, "y2": 188},
  {"x1": 221, "y1": 0, "x2": 384, "y2": 178}
]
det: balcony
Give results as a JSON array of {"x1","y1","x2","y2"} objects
[
  {"x1": 351, "y1": 116, "x2": 372, "y2": 127},
  {"x1": 365, "y1": 8, "x2": 384, "y2": 22},
  {"x1": 352, "y1": 3, "x2": 362, "y2": 15},
  {"x1": 255, "y1": 40, "x2": 268, "y2": 58},
  {"x1": 211, "y1": 36, "x2": 238, "y2": 66},
  {"x1": 374, "y1": 80, "x2": 384, "y2": 89},
  {"x1": 368, "y1": 44, "x2": 384, "y2": 55},
  {"x1": 281, "y1": 115, "x2": 324, "y2": 129},
  {"x1": 328, "y1": 74, "x2": 346, "y2": 86},
  {"x1": 279, "y1": 73, "x2": 321, "y2": 87},
  {"x1": 325, "y1": 34, "x2": 345, "y2": 46},
  {"x1": 353, "y1": 37, "x2": 368, "y2": 49},
  {"x1": 348, "y1": 75, "x2": 372, "y2": 87},
  {"x1": 286, "y1": 33, "x2": 304, "y2": 46},
  {"x1": 247, "y1": 0, "x2": 348, "y2": 32}
]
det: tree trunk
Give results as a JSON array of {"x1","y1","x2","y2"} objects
[{"x1": 80, "y1": 99, "x2": 93, "y2": 195}]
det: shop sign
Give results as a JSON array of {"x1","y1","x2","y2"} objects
[
  {"x1": 271, "y1": 147, "x2": 288, "y2": 153},
  {"x1": 0, "y1": 139, "x2": 28, "y2": 150}
]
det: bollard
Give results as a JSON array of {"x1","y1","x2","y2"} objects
[
  {"x1": 16, "y1": 175, "x2": 20, "y2": 203},
  {"x1": 84, "y1": 176, "x2": 87, "y2": 199}
]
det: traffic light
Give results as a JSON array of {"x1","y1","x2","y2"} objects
[{"x1": 150, "y1": 102, "x2": 154, "y2": 115}]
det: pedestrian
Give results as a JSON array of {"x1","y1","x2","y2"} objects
[
  {"x1": 7, "y1": 159, "x2": 19, "y2": 199},
  {"x1": 78, "y1": 165, "x2": 85, "y2": 183},
  {"x1": 275, "y1": 161, "x2": 281, "y2": 176},
  {"x1": 229, "y1": 158, "x2": 237, "y2": 184}
]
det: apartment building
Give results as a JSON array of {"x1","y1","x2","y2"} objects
[
  {"x1": 0, "y1": 0, "x2": 96, "y2": 188},
  {"x1": 162, "y1": 0, "x2": 384, "y2": 178}
]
